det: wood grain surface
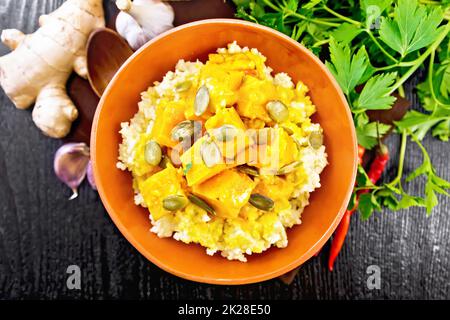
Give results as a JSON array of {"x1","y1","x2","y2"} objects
[{"x1": 0, "y1": 0, "x2": 449, "y2": 300}]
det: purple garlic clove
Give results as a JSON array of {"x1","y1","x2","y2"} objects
[
  {"x1": 86, "y1": 160, "x2": 97, "y2": 191},
  {"x1": 54, "y1": 143, "x2": 90, "y2": 200}
]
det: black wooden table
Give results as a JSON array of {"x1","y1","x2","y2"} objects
[{"x1": 0, "y1": 0, "x2": 449, "y2": 300}]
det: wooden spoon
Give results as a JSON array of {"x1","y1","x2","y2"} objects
[{"x1": 87, "y1": 28, "x2": 134, "y2": 97}]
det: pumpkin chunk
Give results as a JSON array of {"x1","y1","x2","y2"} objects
[
  {"x1": 192, "y1": 169, "x2": 256, "y2": 218},
  {"x1": 236, "y1": 76, "x2": 275, "y2": 122},
  {"x1": 139, "y1": 165, "x2": 186, "y2": 220},
  {"x1": 247, "y1": 128, "x2": 299, "y2": 171},
  {"x1": 151, "y1": 99, "x2": 186, "y2": 148},
  {"x1": 204, "y1": 107, "x2": 246, "y2": 131},
  {"x1": 205, "y1": 107, "x2": 252, "y2": 163},
  {"x1": 180, "y1": 136, "x2": 228, "y2": 186},
  {"x1": 253, "y1": 175, "x2": 295, "y2": 212}
]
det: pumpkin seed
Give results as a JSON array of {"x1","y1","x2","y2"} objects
[
  {"x1": 277, "y1": 161, "x2": 301, "y2": 175},
  {"x1": 266, "y1": 100, "x2": 289, "y2": 123},
  {"x1": 249, "y1": 193, "x2": 274, "y2": 211},
  {"x1": 237, "y1": 165, "x2": 260, "y2": 177},
  {"x1": 171, "y1": 120, "x2": 196, "y2": 142},
  {"x1": 175, "y1": 80, "x2": 192, "y2": 92},
  {"x1": 280, "y1": 124, "x2": 294, "y2": 135},
  {"x1": 309, "y1": 131, "x2": 324, "y2": 149},
  {"x1": 212, "y1": 124, "x2": 239, "y2": 142},
  {"x1": 144, "y1": 140, "x2": 162, "y2": 166},
  {"x1": 194, "y1": 85, "x2": 210, "y2": 116},
  {"x1": 293, "y1": 137, "x2": 303, "y2": 151},
  {"x1": 188, "y1": 194, "x2": 215, "y2": 215},
  {"x1": 201, "y1": 139, "x2": 222, "y2": 168},
  {"x1": 163, "y1": 195, "x2": 188, "y2": 211}
]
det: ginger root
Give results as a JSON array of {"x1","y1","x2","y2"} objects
[{"x1": 0, "y1": 0, "x2": 105, "y2": 138}]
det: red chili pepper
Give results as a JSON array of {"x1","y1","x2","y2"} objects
[
  {"x1": 368, "y1": 144, "x2": 389, "y2": 184},
  {"x1": 328, "y1": 208, "x2": 353, "y2": 271},
  {"x1": 328, "y1": 145, "x2": 389, "y2": 271},
  {"x1": 359, "y1": 144, "x2": 390, "y2": 196}
]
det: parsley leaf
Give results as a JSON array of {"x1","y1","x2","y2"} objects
[
  {"x1": 183, "y1": 162, "x2": 193, "y2": 175},
  {"x1": 395, "y1": 109, "x2": 450, "y2": 141},
  {"x1": 356, "y1": 122, "x2": 391, "y2": 149},
  {"x1": 379, "y1": 0, "x2": 444, "y2": 57},
  {"x1": 331, "y1": 23, "x2": 363, "y2": 45},
  {"x1": 355, "y1": 114, "x2": 391, "y2": 149},
  {"x1": 325, "y1": 38, "x2": 370, "y2": 96},
  {"x1": 407, "y1": 134, "x2": 450, "y2": 215},
  {"x1": 285, "y1": 0, "x2": 299, "y2": 12},
  {"x1": 359, "y1": 192, "x2": 381, "y2": 220},
  {"x1": 235, "y1": 6, "x2": 259, "y2": 23},
  {"x1": 397, "y1": 194, "x2": 425, "y2": 210},
  {"x1": 354, "y1": 72, "x2": 397, "y2": 110},
  {"x1": 432, "y1": 119, "x2": 450, "y2": 141},
  {"x1": 440, "y1": 65, "x2": 450, "y2": 99},
  {"x1": 356, "y1": 164, "x2": 373, "y2": 187}
]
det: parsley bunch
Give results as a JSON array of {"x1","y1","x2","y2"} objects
[{"x1": 233, "y1": 0, "x2": 450, "y2": 217}]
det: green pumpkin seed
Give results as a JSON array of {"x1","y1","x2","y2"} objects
[
  {"x1": 293, "y1": 137, "x2": 303, "y2": 151},
  {"x1": 175, "y1": 80, "x2": 192, "y2": 92},
  {"x1": 201, "y1": 140, "x2": 222, "y2": 168},
  {"x1": 280, "y1": 124, "x2": 294, "y2": 135},
  {"x1": 237, "y1": 165, "x2": 260, "y2": 177},
  {"x1": 266, "y1": 100, "x2": 289, "y2": 123},
  {"x1": 171, "y1": 120, "x2": 196, "y2": 142},
  {"x1": 194, "y1": 85, "x2": 210, "y2": 116},
  {"x1": 277, "y1": 161, "x2": 301, "y2": 175},
  {"x1": 188, "y1": 194, "x2": 215, "y2": 215},
  {"x1": 163, "y1": 195, "x2": 188, "y2": 211},
  {"x1": 212, "y1": 124, "x2": 239, "y2": 142},
  {"x1": 144, "y1": 140, "x2": 162, "y2": 166},
  {"x1": 249, "y1": 194, "x2": 274, "y2": 211},
  {"x1": 309, "y1": 131, "x2": 324, "y2": 149}
]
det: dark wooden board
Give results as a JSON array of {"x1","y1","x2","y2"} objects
[{"x1": 0, "y1": 0, "x2": 450, "y2": 300}]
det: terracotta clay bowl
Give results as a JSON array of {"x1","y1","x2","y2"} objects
[{"x1": 91, "y1": 19, "x2": 358, "y2": 285}]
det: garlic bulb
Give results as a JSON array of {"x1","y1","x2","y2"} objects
[
  {"x1": 54, "y1": 143, "x2": 90, "y2": 200},
  {"x1": 116, "y1": 11, "x2": 150, "y2": 50},
  {"x1": 115, "y1": 0, "x2": 174, "y2": 50}
]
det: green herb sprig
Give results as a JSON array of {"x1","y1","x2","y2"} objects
[{"x1": 233, "y1": 0, "x2": 450, "y2": 218}]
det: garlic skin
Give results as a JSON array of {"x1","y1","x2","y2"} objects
[
  {"x1": 115, "y1": 0, "x2": 174, "y2": 49},
  {"x1": 116, "y1": 11, "x2": 150, "y2": 51},
  {"x1": 86, "y1": 160, "x2": 97, "y2": 191},
  {"x1": 54, "y1": 143, "x2": 90, "y2": 200}
]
